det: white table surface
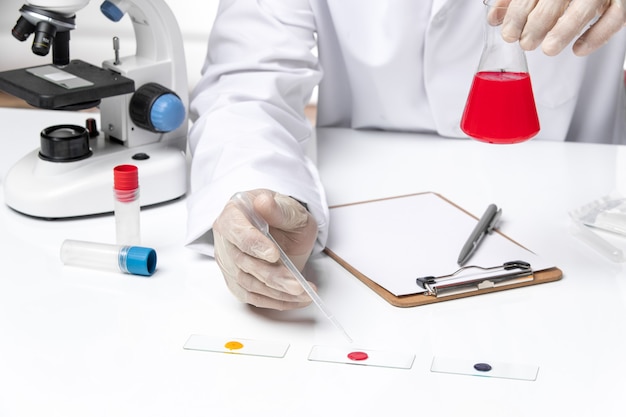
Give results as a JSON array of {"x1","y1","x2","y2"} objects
[{"x1": 1, "y1": 107, "x2": 625, "y2": 416}]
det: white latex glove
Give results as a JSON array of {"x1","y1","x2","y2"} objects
[
  {"x1": 495, "y1": 0, "x2": 626, "y2": 56},
  {"x1": 213, "y1": 189, "x2": 319, "y2": 310}
]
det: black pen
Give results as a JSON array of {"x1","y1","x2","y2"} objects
[{"x1": 457, "y1": 204, "x2": 502, "y2": 266}]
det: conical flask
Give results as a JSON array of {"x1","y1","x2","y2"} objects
[{"x1": 461, "y1": 0, "x2": 540, "y2": 144}]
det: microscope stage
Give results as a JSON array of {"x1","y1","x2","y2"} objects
[{"x1": 0, "y1": 59, "x2": 135, "y2": 110}]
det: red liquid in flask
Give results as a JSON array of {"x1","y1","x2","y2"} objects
[{"x1": 461, "y1": 71, "x2": 539, "y2": 144}]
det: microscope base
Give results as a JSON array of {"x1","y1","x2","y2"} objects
[{"x1": 4, "y1": 143, "x2": 187, "y2": 219}]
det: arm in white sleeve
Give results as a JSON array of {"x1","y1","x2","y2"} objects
[{"x1": 185, "y1": 0, "x2": 329, "y2": 257}]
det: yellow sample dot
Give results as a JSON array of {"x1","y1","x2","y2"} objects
[{"x1": 224, "y1": 340, "x2": 244, "y2": 350}]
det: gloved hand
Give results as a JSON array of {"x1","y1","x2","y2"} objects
[
  {"x1": 213, "y1": 189, "x2": 319, "y2": 310},
  {"x1": 496, "y1": 0, "x2": 626, "y2": 56}
]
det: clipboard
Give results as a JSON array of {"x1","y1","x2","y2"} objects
[{"x1": 323, "y1": 192, "x2": 562, "y2": 307}]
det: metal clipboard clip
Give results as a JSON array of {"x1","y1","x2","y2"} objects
[{"x1": 415, "y1": 260, "x2": 534, "y2": 298}]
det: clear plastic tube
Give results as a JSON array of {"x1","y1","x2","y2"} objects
[
  {"x1": 114, "y1": 165, "x2": 141, "y2": 245},
  {"x1": 60, "y1": 239, "x2": 157, "y2": 276}
]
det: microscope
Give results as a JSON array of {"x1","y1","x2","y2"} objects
[{"x1": 0, "y1": 0, "x2": 189, "y2": 218}]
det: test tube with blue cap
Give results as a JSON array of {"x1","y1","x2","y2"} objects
[{"x1": 60, "y1": 239, "x2": 157, "y2": 276}]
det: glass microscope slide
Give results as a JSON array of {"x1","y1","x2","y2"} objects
[{"x1": 184, "y1": 334, "x2": 289, "y2": 358}]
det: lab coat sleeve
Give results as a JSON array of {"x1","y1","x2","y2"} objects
[{"x1": 185, "y1": 0, "x2": 328, "y2": 257}]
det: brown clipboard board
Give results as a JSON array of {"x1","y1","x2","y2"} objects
[{"x1": 323, "y1": 192, "x2": 563, "y2": 308}]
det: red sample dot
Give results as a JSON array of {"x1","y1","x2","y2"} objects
[{"x1": 347, "y1": 351, "x2": 369, "y2": 361}]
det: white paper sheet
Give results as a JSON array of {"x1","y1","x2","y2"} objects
[{"x1": 325, "y1": 193, "x2": 554, "y2": 296}]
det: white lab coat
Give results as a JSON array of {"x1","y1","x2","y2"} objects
[{"x1": 186, "y1": 0, "x2": 626, "y2": 256}]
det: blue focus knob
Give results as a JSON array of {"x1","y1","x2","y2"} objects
[
  {"x1": 100, "y1": 1, "x2": 124, "y2": 22},
  {"x1": 149, "y1": 93, "x2": 186, "y2": 132},
  {"x1": 129, "y1": 83, "x2": 186, "y2": 133}
]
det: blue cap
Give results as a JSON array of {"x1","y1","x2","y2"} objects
[
  {"x1": 123, "y1": 246, "x2": 157, "y2": 276},
  {"x1": 100, "y1": 1, "x2": 125, "y2": 22},
  {"x1": 150, "y1": 93, "x2": 186, "y2": 132}
]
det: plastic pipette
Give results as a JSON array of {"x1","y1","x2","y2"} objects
[{"x1": 232, "y1": 192, "x2": 353, "y2": 343}]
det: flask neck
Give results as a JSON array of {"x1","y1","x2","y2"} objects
[{"x1": 478, "y1": 7, "x2": 529, "y2": 73}]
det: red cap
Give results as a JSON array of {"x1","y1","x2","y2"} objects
[{"x1": 113, "y1": 164, "x2": 139, "y2": 190}]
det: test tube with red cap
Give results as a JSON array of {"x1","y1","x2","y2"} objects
[{"x1": 114, "y1": 164, "x2": 141, "y2": 245}]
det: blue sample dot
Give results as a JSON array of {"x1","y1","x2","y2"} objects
[{"x1": 474, "y1": 363, "x2": 492, "y2": 372}]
